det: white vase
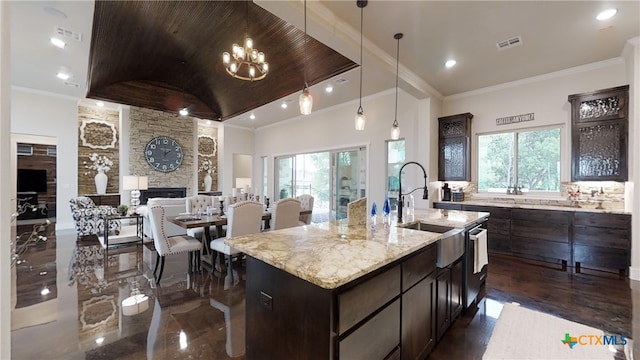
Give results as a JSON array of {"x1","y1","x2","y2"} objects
[
  {"x1": 203, "y1": 173, "x2": 212, "y2": 192},
  {"x1": 95, "y1": 170, "x2": 108, "y2": 194}
]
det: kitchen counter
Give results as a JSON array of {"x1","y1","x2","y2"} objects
[
  {"x1": 226, "y1": 208, "x2": 489, "y2": 289},
  {"x1": 434, "y1": 200, "x2": 629, "y2": 214}
]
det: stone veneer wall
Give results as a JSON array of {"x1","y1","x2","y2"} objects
[
  {"x1": 129, "y1": 107, "x2": 194, "y2": 194},
  {"x1": 78, "y1": 106, "x2": 120, "y2": 195},
  {"x1": 461, "y1": 181, "x2": 625, "y2": 211},
  {"x1": 196, "y1": 123, "x2": 219, "y2": 192}
]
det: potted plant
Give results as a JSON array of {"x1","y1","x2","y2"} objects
[{"x1": 117, "y1": 204, "x2": 129, "y2": 216}]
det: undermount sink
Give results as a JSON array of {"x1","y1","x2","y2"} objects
[{"x1": 402, "y1": 222, "x2": 465, "y2": 268}]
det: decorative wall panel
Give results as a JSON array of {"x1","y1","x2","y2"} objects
[{"x1": 78, "y1": 106, "x2": 120, "y2": 195}]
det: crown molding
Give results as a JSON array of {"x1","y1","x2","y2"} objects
[
  {"x1": 12, "y1": 85, "x2": 79, "y2": 101},
  {"x1": 444, "y1": 57, "x2": 625, "y2": 101}
]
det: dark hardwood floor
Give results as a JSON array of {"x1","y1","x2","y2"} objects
[{"x1": 10, "y1": 221, "x2": 639, "y2": 359}]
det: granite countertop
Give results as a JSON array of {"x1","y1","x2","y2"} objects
[
  {"x1": 226, "y1": 208, "x2": 489, "y2": 290},
  {"x1": 434, "y1": 200, "x2": 630, "y2": 215}
]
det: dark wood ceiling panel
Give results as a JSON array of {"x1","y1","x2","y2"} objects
[{"x1": 87, "y1": 0, "x2": 357, "y2": 121}]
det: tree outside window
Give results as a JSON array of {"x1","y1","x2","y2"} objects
[{"x1": 478, "y1": 127, "x2": 560, "y2": 193}]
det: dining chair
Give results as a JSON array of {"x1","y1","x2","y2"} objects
[
  {"x1": 209, "y1": 201, "x2": 263, "y2": 282},
  {"x1": 269, "y1": 198, "x2": 302, "y2": 230},
  {"x1": 148, "y1": 205, "x2": 202, "y2": 284},
  {"x1": 185, "y1": 195, "x2": 216, "y2": 240},
  {"x1": 295, "y1": 194, "x2": 314, "y2": 225}
]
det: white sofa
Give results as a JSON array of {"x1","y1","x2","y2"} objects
[{"x1": 136, "y1": 198, "x2": 187, "y2": 241}]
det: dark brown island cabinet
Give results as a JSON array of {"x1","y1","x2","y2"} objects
[{"x1": 434, "y1": 202, "x2": 631, "y2": 276}]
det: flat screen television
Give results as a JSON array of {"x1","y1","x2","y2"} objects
[{"x1": 17, "y1": 169, "x2": 47, "y2": 193}]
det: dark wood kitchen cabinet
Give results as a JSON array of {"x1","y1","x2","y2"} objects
[
  {"x1": 568, "y1": 85, "x2": 629, "y2": 182},
  {"x1": 438, "y1": 113, "x2": 473, "y2": 181},
  {"x1": 573, "y1": 212, "x2": 630, "y2": 276},
  {"x1": 435, "y1": 257, "x2": 463, "y2": 342},
  {"x1": 509, "y1": 208, "x2": 571, "y2": 268}
]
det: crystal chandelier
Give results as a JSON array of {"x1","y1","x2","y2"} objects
[{"x1": 222, "y1": 2, "x2": 268, "y2": 81}]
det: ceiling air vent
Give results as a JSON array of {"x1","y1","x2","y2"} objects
[
  {"x1": 64, "y1": 81, "x2": 79, "y2": 88},
  {"x1": 335, "y1": 77, "x2": 349, "y2": 85},
  {"x1": 496, "y1": 35, "x2": 522, "y2": 51},
  {"x1": 55, "y1": 26, "x2": 82, "y2": 42}
]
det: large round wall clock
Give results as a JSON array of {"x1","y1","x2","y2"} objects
[{"x1": 144, "y1": 136, "x2": 184, "y2": 173}]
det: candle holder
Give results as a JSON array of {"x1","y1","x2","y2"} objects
[
  {"x1": 265, "y1": 196, "x2": 270, "y2": 209},
  {"x1": 219, "y1": 200, "x2": 225, "y2": 216}
]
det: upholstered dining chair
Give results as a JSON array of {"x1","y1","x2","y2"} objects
[
  {"x1": 148, "y1": 205, "x2": 202, "y2": 284},
  {"x1": 269, "y1": 198, "x2": 301, "y2": 230},
  {"x1": 185, "y1": 195, "x2": 216, "y2": 240},
  {"x1": 209, "y1": 201, "x2": 263, "y2": 282},
  {"x1": 295, "y1": 194, "x2": 314, "y2": 225}
]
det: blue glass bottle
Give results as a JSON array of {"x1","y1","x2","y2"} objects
[
  {"x1": 371, "y1": 201, "x2": 378, "y2": 226},
  {"x1": 383, "y1": 196, "x2": 391, "y2": 225}
]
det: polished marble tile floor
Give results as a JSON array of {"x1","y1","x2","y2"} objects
[{"x1": 10, "y1": 221, "x2": 639, "y2": 359}]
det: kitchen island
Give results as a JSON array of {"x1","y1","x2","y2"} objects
[{"x1": 227, "y1": 208, "x2": 489, "y2": 359}]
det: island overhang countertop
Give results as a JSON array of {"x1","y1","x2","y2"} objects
[{"x1": 225, "y1": 208, "x2": 489, "y2": 290}]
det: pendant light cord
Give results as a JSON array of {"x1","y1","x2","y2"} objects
[
  {"x1": 303, "y1": 0, "x2": 308, "y2": 89},
  {"x1": 358, "y1": 5, "x2": 363, "y2": 110},
  {"x1": 393, "y1": 34, "x2": 400, "y2": 126}
]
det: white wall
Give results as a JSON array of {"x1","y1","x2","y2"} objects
[
  {"x1": 443, "y1": 58, "x2": 628, "y2": 184},
  {"x1": 11, "y1": 89, "x2": 79, "y2": 230},
  {"x1": 1, "y1": 1, "x2": 12, "y2": 356},
  {"x1": 623, "y1": 37, "x2": 640, "y2": 281},
  {"x1": 219, "y1": 125, "x2": 254, "y2": 195},
  {"x1": 253, "y1": 89, "x2": 435, "y2": 210}
]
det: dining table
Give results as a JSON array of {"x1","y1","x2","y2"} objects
[{"x1": 166, "y1": 209, "x2": 313, "y2": 268}]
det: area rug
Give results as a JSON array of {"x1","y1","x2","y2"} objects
[{"x1": 483, "y1": 303, "x2": 622, "y2": 359}]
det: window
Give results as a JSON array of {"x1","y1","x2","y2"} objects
[
  {"x1": 478, "y1": 127, "x2": 560, "y2": 193},
  {"x1": 386, "y1": 139, "x2": 405, "y2": 208}
]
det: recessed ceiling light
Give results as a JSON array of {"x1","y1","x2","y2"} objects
[
  {"x1": 179, "y1": 108, "x2": 189, "y2": 116},
  {"x1": 445, "y1": 59, "x2": 457, "y2": 68},
  {"x1": 56, "y1": 72, "x2": 70, "y2": 80},
  {"x1": 249, "y1": 114, "x2": 256, "y2": 120},
  {"x1": 206, "y1": 120, "x2": 212, "y2": 125},
  {"x1": 50, "y1": 37, "x2": 66, "y2": 49},
  {"x1": 325, "y1": 85, "x2": 333, "y2": 93},
  {"x1": 40, "y1": 287, "x2": 50, "y2": 296},
  {"x1": 281, "y1": 102, "x2": 288, "y2": 109},
  {"x1": 96, "y1": 101, "x2": 104, "y2": 107},
  {"x1": 596, "y1": 8, "x2": 617, "y2": 21}
]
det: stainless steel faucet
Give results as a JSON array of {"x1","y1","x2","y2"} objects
[{"x1": 397, "y1": 161, "x2": 428, "y2": 224}]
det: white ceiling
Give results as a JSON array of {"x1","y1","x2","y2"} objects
[{"x1": 9, "y1": 1, "x2": 639, "y2": 129}]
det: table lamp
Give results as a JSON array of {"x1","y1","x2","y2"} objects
[{"x1": 123, "y1": 175, "x2": 149, "y2": 207}]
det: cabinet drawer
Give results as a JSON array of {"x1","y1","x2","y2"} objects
[
  {"x1": 402, "y1": 244, "x2": 437, "y2": 291},
  {"x1": 574, "y1": 212, "x2": 630, "y2": 229},
  {"x1": 339, "y1": 299, "x2": 400, "y2": 360},
  {"x1": 511, "y1": 208, "x2": 570, "y2": 223},
  {"x1": 488, "y1": 232, "x2": 511, "y2": 253},
  {"x1": 511, "y1": 236, "x2": 570, "y2": 261},
  {"x1": 574, "y1": 226, "x2": 629, "y2": 249},
  {"x1": 511, "y1": 219, "x2": 569, "y2": 243},
  {"x1": 338, "y1": 265, "x2": 401, "y2": 334},
  {"x1": 573, "y1": 244, "x2": 629, "y2": 270}
]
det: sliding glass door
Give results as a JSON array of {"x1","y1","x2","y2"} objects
[{"x1": 275, "y1": 147, "x2": 366, "y2": 222}]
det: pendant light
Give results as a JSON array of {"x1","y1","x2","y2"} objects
[
  {"x1": 354, "y1": 0, "x2": 367, "y2": 131},
  {"x1": 299, "y1": 0, "x2": 313, "y2": 115},
  {"x1": 390, "y1": 33, "x2": 403, "y2": 140}
]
